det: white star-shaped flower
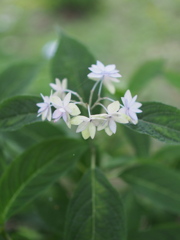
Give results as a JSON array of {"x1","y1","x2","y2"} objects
[
  {"x1": 36, "y1": 94, "x2": 52, "y2": 121},
  {"x1": 97, "y1": 101, "x2": 130, "y2": 136},
  {"x1": 71, "y1": 115, "x2": 104, "y2": 139},
  {"x1": 50, "y1": 93, "x2": 80, "y2": 127},
  {"x1": 87, "y1": 60, "x2": 121, "y2": 94},
  {"x1": 50, "y1": 78, "x2": 67, "y2": 98},
  {"x1": 119, "y1": 90, "x2": 142, "y2": 124}
]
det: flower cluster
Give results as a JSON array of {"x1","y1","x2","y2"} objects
[{"x1": 37, "y1": 61, "x2": 142, "y2": 139}]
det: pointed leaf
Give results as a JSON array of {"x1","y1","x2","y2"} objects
[
  {"x1": 126, "y1": 102, "x2": 180, "y2": 144},
  {"x1": 0, "y1": 96, "x2": 41, "y2": 132},
  {"x1": 0, "y1": 138, "x2": 87, "y2": 223},
  {"x1": 122, "y1": 126, "x2": 150, "y2": 157},
  {"x1": 65, "y1": 168, "x2": 126, "y2": 240},
  {"x1": 0, "y1": 62, "x2": 39, "y2": 102},
  {"x1": 51, "y1": 33, "x2": 101, "y2": 113},
  {"x1": 128, "y1": 59, "x2": 164, "y2": 93},
  {"x1": 120, "y1": 164, "x2": 180, "y2": 214}
]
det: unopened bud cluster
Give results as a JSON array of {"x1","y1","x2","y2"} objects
[{"x1": 37, "y1": 61, "x2": 142, "y2": 139}]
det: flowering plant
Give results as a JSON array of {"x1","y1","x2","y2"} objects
[
  {"x1": 37, "y1": 60, "x2": 142, "y2": 139},
  {"x1": 0, "y1": 34, "x2": 179, "y2": 240}
]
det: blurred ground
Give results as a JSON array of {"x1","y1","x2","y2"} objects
[{"x1": 0, "y1": 0, "x2": 180, "y2": 106}]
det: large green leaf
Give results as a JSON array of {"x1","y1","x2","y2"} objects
[
  {"x1": 36, "y1": 183, "x2": 69, "y2": 239},
  {"x1": 120, "y1": 164, "x2": 180, "y2": 214},
  {"x1": 133, "y1": 227, "x2": 180, "y2": 240},
  {"x1": 126, "y1": 102, "x2": 180, "y2": 144},
  {"x1": 128, "y1": 59, "x2": 164, "y2": 93},
  {"x1": 64, "y1": 168, "x2": 126, "y2": 240},
  {"x1": 0, "y1": 62, "x2": 39, "y2": 102},
  {"x1": 122, "y1": 126, "x2": 150, "y2": 157},
  {"x1": 0, "y1": 96, "x2": 41, "y2": 132},
  {"x1": 164, "y1": 71, "x2": 180, "y2": 89},
  {"x1": 51, "y1": 33, "x2": 100, "y2": 113},
  {"x1": 0, "y1": 138, "x2": 87, "y2": 223}
]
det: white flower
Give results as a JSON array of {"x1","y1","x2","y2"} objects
[
  {"x1": 50, "y1": 78, "x2": 67, "y2": 98},
  {"x1": 36, "y1": 94, "x2": 52, "y2": 121},
  {"x1": 71, "y1": 115, "x2": 104, "y2": 139},
  {"x1": 97, "y1": 101, "x2": 130, "y2": 136},
  {"x1": 119, "y1": 90, "x2": 142, "y2": 124},
  {"x1": 50, "y1": 93, "x2": 80, "y2": 127},
  {"x1": 87, "y1": 60, "x2": 121, "y2": 94}
]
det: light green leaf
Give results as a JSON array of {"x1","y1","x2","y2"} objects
[
  {"x1": 0, "y1": 62, "x2": 39, "y2": 102},
  {"x1": 126, "y1": 102, "x2": 180, "y2": 144},
  {"x1": 0, "y1": 96, "x2": 41, "y2": 132},
  {"x1": 0, "y1": 138, "x2": 87, "y2": 223},
  {"x1": 120, "y1": 164, "x2": 180, "y2": 214},
  {"x1": 51, "y1": 33, "x2": 100, "y2": 113},
  {"x1": 133, "y1": 227, "x2": 180, "y2": 240},
  {"x1": 164, "y1": 71, "x2": 180, "y2": 89},
  {"x1": 122, "y1": 126, "x2": 150, "y2": 157},
  {"x1": 128, "y1": 59, "x2": 164, "y2": 93},
  {"x1": 64, "y1": 168, "x2": 126, "y2": 240}
]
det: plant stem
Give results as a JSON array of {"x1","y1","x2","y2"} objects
[{"x1": 88, "y1": 80, "x2": 100, "y2": 108}]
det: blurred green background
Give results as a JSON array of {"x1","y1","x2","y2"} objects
[{"x1": 0, "y1": 0, "x2": 180, "y2": 107}]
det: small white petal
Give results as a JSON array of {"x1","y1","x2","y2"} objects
[
  {"x1": 71, "y1": 116, "x2": 88, "y2": 125},
  {"x1": 76, "y1": 121, "x2": 89, "y2": 133},
  {"x1": 129, "y1": 111, "x2": 138, "y2": 122},
  {"x1": 89, "y1": 122, "x2": 96, "y2": 139},
  {"x1": 109, "y1": 119, "x2": 117, "y2": 133},
  {"x1": 67, "y1": 103, "x2": 81, "y2": 116},
  {"x1": 87, "y1": 73, "x2": 103, "y2": 80},
  {"x1": 53, "y1": 109, "x2": 62, "y2": 120},
  {"x1": 124, "y1": 90, "x2": 132, "y2": 102},
  {"x1": 82, "y1": 128, "x2": 90, "y2": 139},
  {"x1": 105, "y1": 64, "x2": 116, "y2": 71},
  {"x1": 113, "y1": 113, "x2": 129, "y2": 123},
  {"x1": 46, "y1": 108, "x2": 52, "y2": 121},
  {"x1": 96, "y1": 60, "x2": 105, "y2": 70},
  {"x1": 63, "y1": 93, "x2": 71, "y2": 106},
  {"x1": 105, "y1": 127, "x2": 113, "y2": 136},
  {"x1": 50, "y1": 96, "x2": 62, "y2": 107},
  {"x1": 107, "y1": 101, "x2": 120, "y2": 114},
  {"x1": 62, "y1": 78, "x2": 67, "y2": 89},
  {"x1": 109, "y1": 73, "x2": 121, "y2": 78}
]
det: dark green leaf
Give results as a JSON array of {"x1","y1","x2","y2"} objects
[
  {"x1": 36, "y1": 183, "x2": 69, "y2": 238},
  {"x1": 0, "y1": 62, "x2": 39, "y2": 102},
  {"x1": 164, "y1": 71, "x2": 180, "y2": 89},
  {"x1": 123, "y1": 192, "x2": 142, "y2": 238},
  {"x1": 121, "y1": 164, "x2": 180, "y2": 214},
  {"x1": 123, "y1": 126, "x2": 150, "y2": 157},
  {"x1": 65, "y1": 168, "x2": 126, "y2": 240},
  {"x1": 126, "y1": 102, "x2": 180, "y2": 144},
  {"x1": 128, "y1": 59, "x2": 164, "y2": 93},
  {"x1": 0, "y1": 138, "x2": 87, "y2": 223},
  {"x1": 0, "y1": 96, "x2": 41, "y2": 132},
  {"x1": 133, "y1": 227, "x2": 180, "y2": 240},
  {"x1": 51, "y1": 33, "x2": 100, "y2": 113}
]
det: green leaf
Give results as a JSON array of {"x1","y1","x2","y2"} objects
[
  {"x1": 122, "y1": 126, "x2": 150, "y2": 157},
  {"x1": 0, "y1": 138, "x2": 87, "y2": 223},
  {"x1": 123, "y1": 192, "x2": 142, "y2": 239},
  {"x1": 64, "y1": 168, "x2": 126, "y2": 240},
  {"x1": 133, "y1": 227, "x2": 180, "y2": 240},
  {"x1": 0, "y1": 62, "x2": 39, "y2": 102},
  {"x1": 128, "y1": 59, "x2": 164, "y2": 93},
  {"x1": 126, "y1": 102, "x2": 180, "y2": 144},
  {"x1": 36, "y1": 183, "x2": 69, "y2": 238},
  {"x1": 120, "y1": 164, "x2": 180, "y2": 214},
  {"x1": 164, "y1": 71, "x2": 180, "y2": 89},
  {"x1": 0, "y1": 96, "x2": 41, "y2": 132},
  {"x1": 51, "y1": 33, "x2": 100, "y2": 113}
]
